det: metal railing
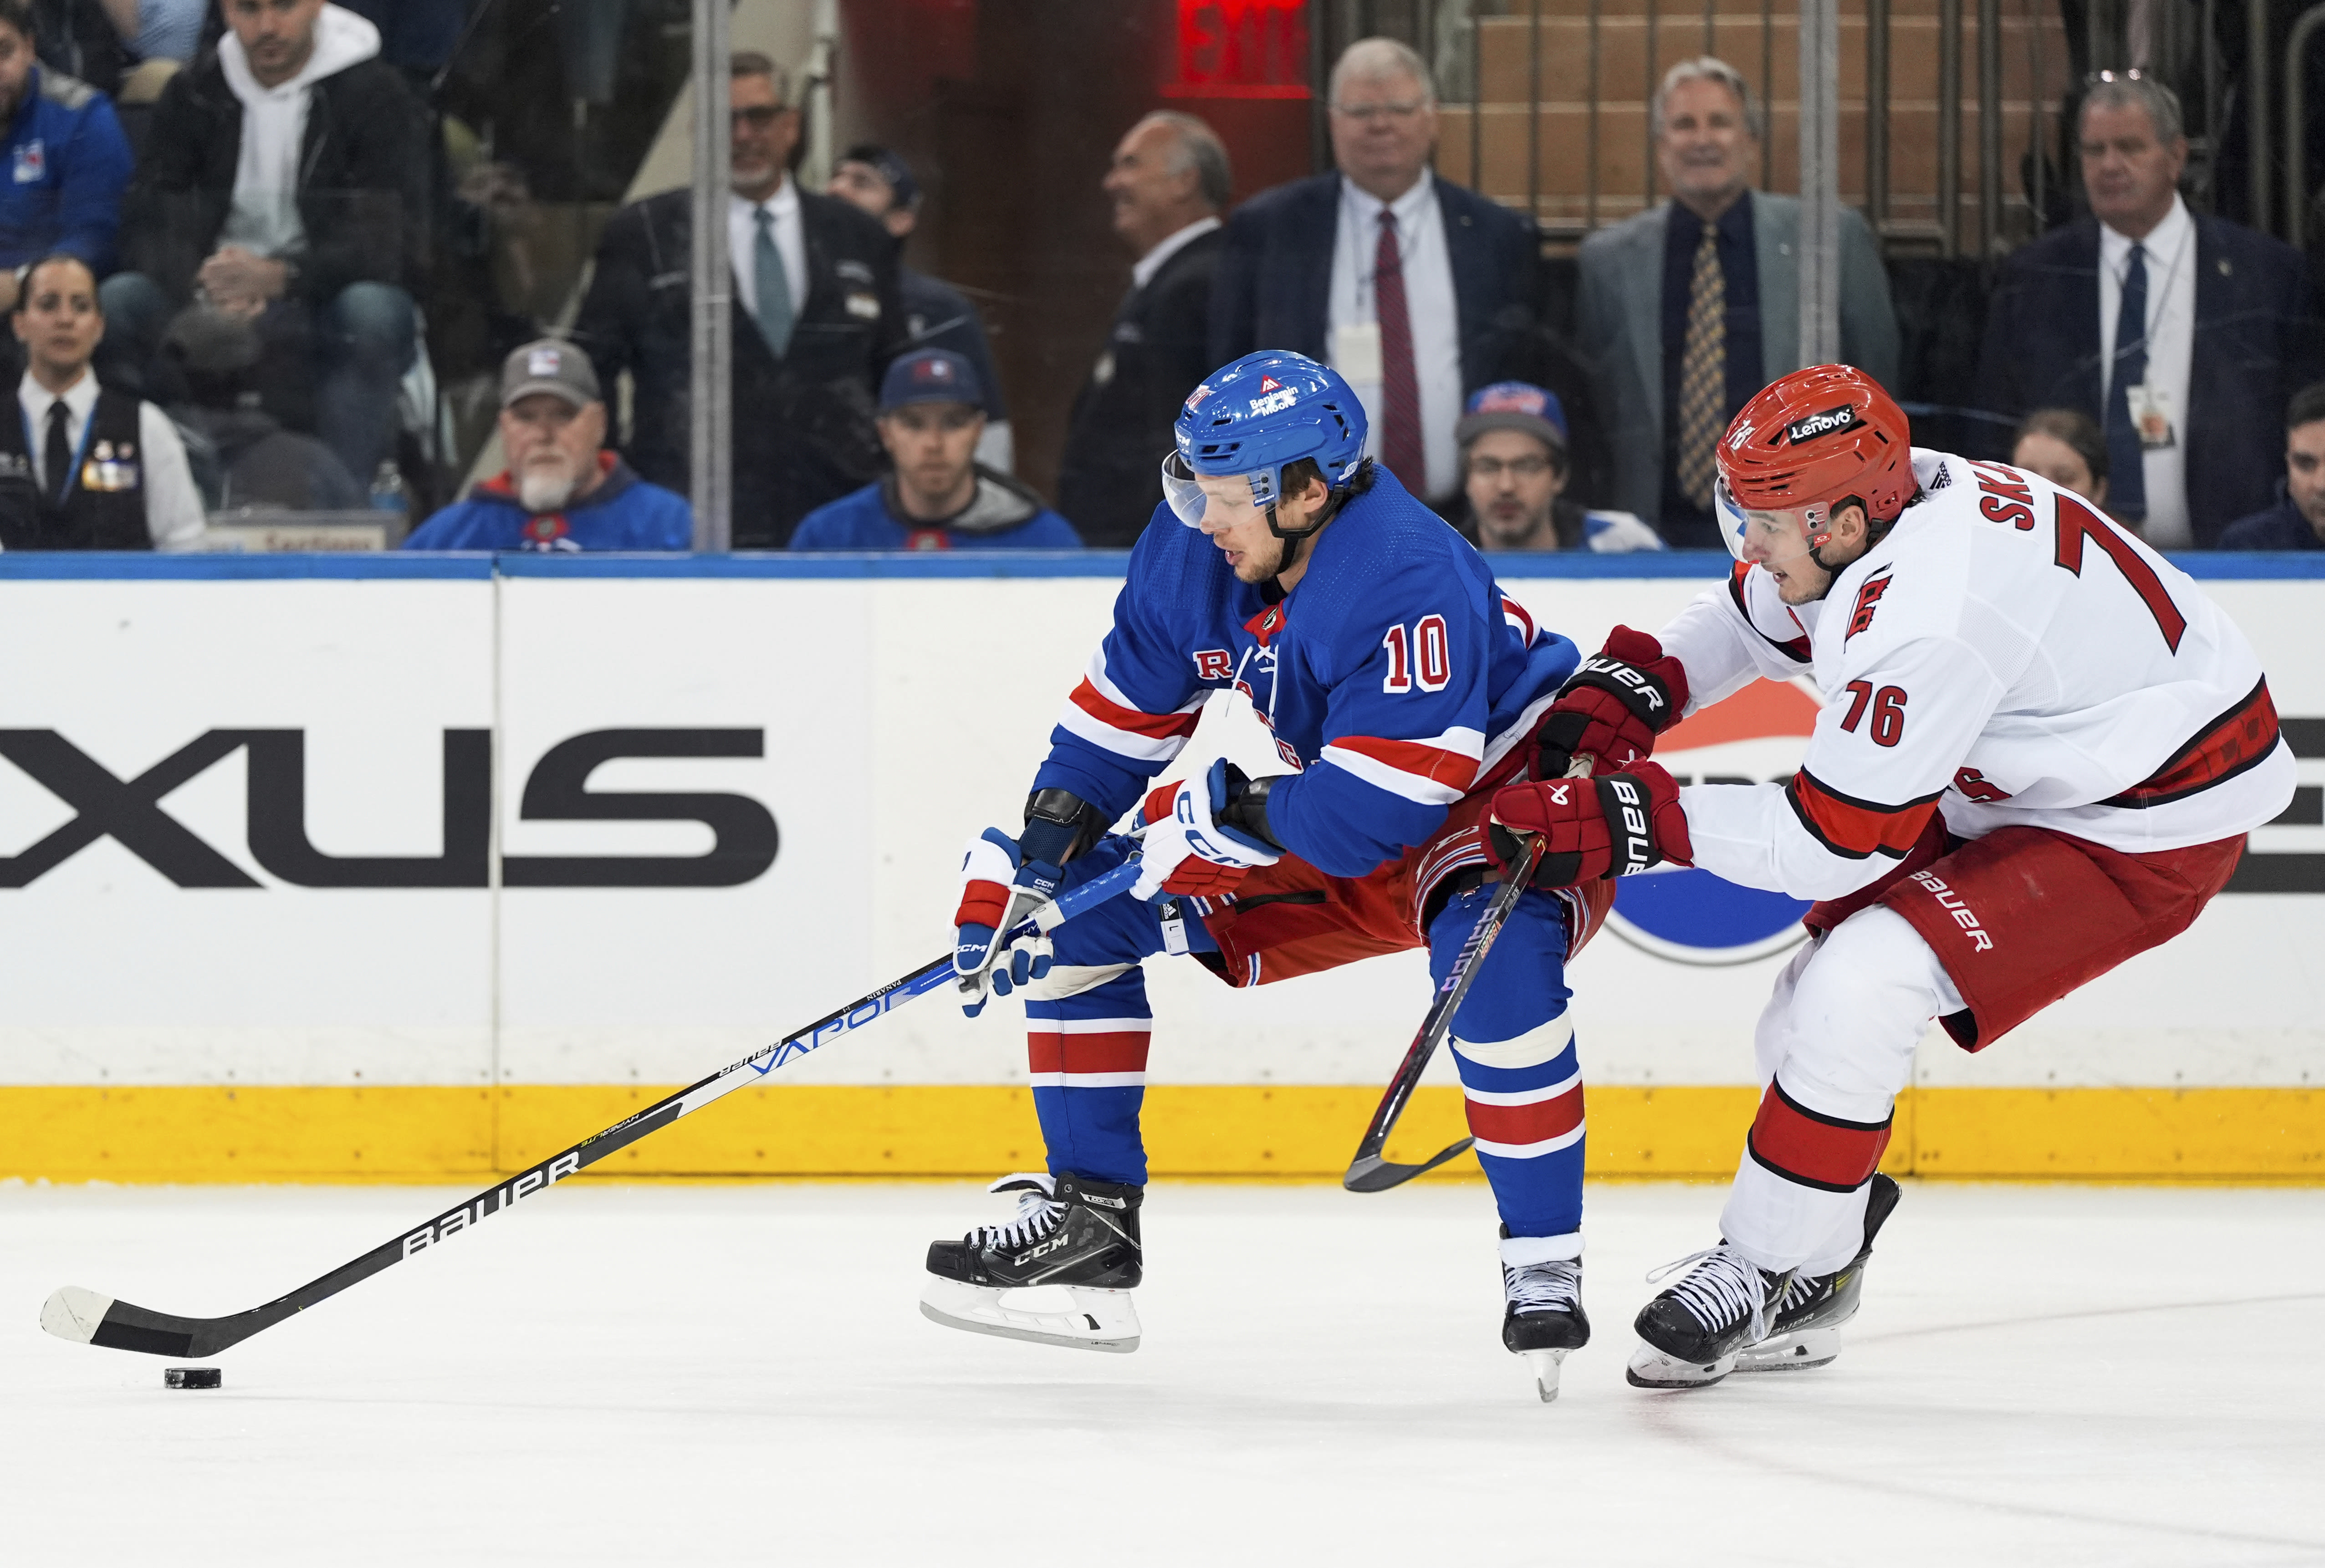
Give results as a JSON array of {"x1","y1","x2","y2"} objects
[{"x1": 2284, "y1": 2, "x2": 2325, "y2": 249}]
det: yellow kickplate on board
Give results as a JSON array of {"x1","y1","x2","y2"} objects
[{"x1": 0, "y1": 1083, "x2": 2316, "y2": 1183}]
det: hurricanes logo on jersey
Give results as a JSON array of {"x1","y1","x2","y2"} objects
[{"x1": 1845, "y1": 571, "x2": 1894, "y2": 641}]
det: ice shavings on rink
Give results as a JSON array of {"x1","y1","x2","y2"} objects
[{"x1": 7, "y1": 1180, "x2": 2323, "y2": 1568}]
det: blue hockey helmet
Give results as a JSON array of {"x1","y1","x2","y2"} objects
[{"x1": 1162, "y1": 351, "x2": 1369, "y2": 531}]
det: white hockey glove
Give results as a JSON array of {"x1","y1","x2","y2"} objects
[
  {"x1": 1129, "y1": 759, "x2": 1281, "y2": 902},
  {"x1": 952, "y1": 827, "x2": 1062, "y2": 1018}
]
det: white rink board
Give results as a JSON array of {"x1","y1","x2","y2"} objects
[{"x1": 0, "y1": 564, "x2": 2317, "y2": 1091}]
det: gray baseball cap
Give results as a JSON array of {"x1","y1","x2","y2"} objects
[{"x1": 501, "y1": 338, "x2": 602, "y2": 409}]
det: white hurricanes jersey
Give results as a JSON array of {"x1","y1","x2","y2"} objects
[{"x1": 1658, "y1": 449, "x2": 2296, "y2": 902}]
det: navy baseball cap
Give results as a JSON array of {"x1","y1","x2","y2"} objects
[
  {"x1": 879, "y1": 348, "x2": 984, "y2": 412},
  {"x1": 838, "y1": 143, "x2": 921, "y2": 211},
  {"x1": 1455, "y1": 381, "x2": 1569, "y2": 451}
]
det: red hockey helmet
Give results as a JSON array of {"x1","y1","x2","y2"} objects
[{"x1": 1714, "y1": 365, "x2": 1916, "y2": 559}]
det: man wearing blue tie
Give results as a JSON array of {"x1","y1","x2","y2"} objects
[{"x1": 1976, "y1": 74, "x2": 2318, "y2": 548}]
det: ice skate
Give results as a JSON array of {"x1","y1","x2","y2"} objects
[
  {"x1": 920, "y1": 1172, "x2": 1144, "y2": 1353},
  {"x1": 1499, "y1": 1233, "x2": 1589, "y2": 1403},
  {"x1": 1625, "y1": 1241, "x2": 1788, "y2": 1389},
  {"x1": 1734, "y1": 1173, "x2": 1902, "y2": 1373}
]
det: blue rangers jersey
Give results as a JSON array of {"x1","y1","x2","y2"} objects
[{"x1": 1032, "y1": 469, "x2": 1581, "y2": 876}]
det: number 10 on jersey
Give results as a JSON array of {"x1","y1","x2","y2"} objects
[{"x1": 1382, "y1": 615, "x2": 1451, "y2": 693}]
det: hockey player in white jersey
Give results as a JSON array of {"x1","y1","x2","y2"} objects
[{"x1": 1482, "y1": 363, "x2": 2295, "y2": 1389}]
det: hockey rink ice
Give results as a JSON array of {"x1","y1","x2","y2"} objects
[{"x1": 6, "y1": 1179, "x2": 2321, "y2": 1568}]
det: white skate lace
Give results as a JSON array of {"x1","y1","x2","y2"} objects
[
  {"x1": 1646, "y1": 1244, "x2": 1778, "y2": 1344},
  {"x1": 969, "y1": 1173, "x2": 1063, "y2": 1250},
  {"x1": 1505, "y1": 1259, "x2": 1582, "y2": 1313}
]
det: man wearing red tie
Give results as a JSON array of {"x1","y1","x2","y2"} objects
[{"x1": 1208, "y1": 37, "x2": 1539, "y2": 513}]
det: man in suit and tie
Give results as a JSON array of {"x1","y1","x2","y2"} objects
[
  {"x1": 575, "y1": 51, "x2": 904, "y2": 548},
  {"x1": 1208, "y1": 36, "x2": 1538, "y2": 511},
  {"x1": 1976, "y1": 74, "x2": 2317, "y2": 549},
  {"x1": 1576, "y1": 57, "x2": 1899, "y2": 548},
  {"x1": 1056, "y1": 110, "x2": 1231, "y2": 547}
]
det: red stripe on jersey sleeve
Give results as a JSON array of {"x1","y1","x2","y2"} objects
[
  {"x1": 1463, "y1": 1087, "x2": 1585, "y2": 1148},
  {"x1": 1328, "y1": 735, "x2": 1478, "y2": 791},
  {"x1": 1067, "y1": 679, "x2": 1203, "y2": 741},
  {"x1": 1746, "y1": 1080, "x2": 1892, "y2": 1192},
  {"x1": 1785, "y1": 769, "x2": 1940, "y2": 859}
]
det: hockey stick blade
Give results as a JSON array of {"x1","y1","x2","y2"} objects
[
  {"x1": 41, "y1": 856, "x2": 1144, "y2": 1359},
  {"x1": 1339, "y1": 833, "x2": 1544, "y2": 1193},
  {"x1": 1340, "y1": 752, "x2": 1588, "y2": 1194}
]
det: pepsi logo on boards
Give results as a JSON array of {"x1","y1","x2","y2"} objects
[{"x1": 1607, "y1": 679, "x2": 1820, "y2": 965}]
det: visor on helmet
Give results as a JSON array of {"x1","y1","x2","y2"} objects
[
  {"x1": 1714, "y1": 475, "x2": 1752, "y2": 562},
  {"x1": 1161, "y1": 449, "x2": 1208, "y2": 527},
  {"x1": 1161, "y1": 450, "x2": 1280, "y2": 528},
  {"x1": 1717, "y1": 475, "x2": 1831, "y2": 569}
]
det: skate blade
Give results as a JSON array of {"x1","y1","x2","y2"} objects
[
  {"x1": 1522, "y1": 1348, "x2": 1568, "y2": 1404},
  {"x1": 919, "y1": 1276, "x2": 1140, "y2": 1353},
  {"x1": 1625, "y1": 1341, "x2": 1736, "y2": 1389},
  {"x1": 1734, "y1": 1325, "x2": 1843, "y2": 1373}
]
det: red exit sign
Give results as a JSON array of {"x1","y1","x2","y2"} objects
[{"x1": 1167, "y1": 0, "x2": 1311, "y2": 99}]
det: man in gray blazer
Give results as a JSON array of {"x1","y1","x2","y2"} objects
[{"x1": 1577, "y1": 58, "x2": 1899, "y2": 547}]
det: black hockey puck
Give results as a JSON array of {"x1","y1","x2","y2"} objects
[{"x1": 164, "y1": 1367, "x2": 221, "y2": 1390}]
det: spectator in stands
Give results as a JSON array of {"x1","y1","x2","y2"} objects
[
  {"x1": 404, "y1": 339, "x2": 690, "y2": 552},
  {"x1": 827, "y1": 143, "x2": 1012, "y2": 474},
  {"x1": 577, "y1": 52, "x2": 904, "y2": 549},
  {"x1": 1454, "y1": 381, "x2": 1661, "y2": 554},
  {"x1": 2009, "y1": 407, "x2": 2109, "y2": 511},
  {"x1": 2219, "y1": 383, "x2": 2325, "y2": 551},
  {"x1": 1578, "y1": 57, "x2": 1899, "y2": 549},
  {"x1": 1054, "y1": 111, "x2": 1228, "y2": 548},
  {"x1": 115, "y1": 0, "x2": 204, "y2": 64},
  {"x1": 0, "y1": 0, "x2": 132, "y2": 312},
  {"x1": 27, "y1": 0, "x2": 128, "y2": 98},
  {"x1": 164, "y1": 301, "x2": 365, "y2": 510},
  {"x1": 0, "y1": 252, "x2": 203, "y2": 548},
  {"x1": 1209, "y1": 37, "x2": 1535, "y2": 511},
  {"x1": 1977, "y1": 74, "x2": 2317, "y2": 548},
  {"x1": 102, "y1": 0, "x2": 428, "y2": 491},
  {"x1": 790, "y1": 348, "x2": 1077, "y2": 551}
]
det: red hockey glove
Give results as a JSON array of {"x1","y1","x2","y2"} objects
[
  {"x1": 1486, "y1": 762, "x2": 1692, "y2": 887},
  {"x1": 1533, "y1": 626, "x2": 1691, "y2": 778}
]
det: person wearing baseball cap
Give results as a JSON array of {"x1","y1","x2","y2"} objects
[
  {"x1": 404, "y1": 338, "x2": 692, "y2": 551},
  {"x1": 789, "y1": 347, "x2": 1080, "y2": 550},
  {"x1": 826, "y1": 144, "x2": 1013, "y2": 473},
  {"x1": 1456, "y1": 381, "x2": 1662, "y2": 554}
]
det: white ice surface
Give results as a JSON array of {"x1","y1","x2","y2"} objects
[{"x1": 6, "y1": 1180, "x2": 2322, "y2": 1568}]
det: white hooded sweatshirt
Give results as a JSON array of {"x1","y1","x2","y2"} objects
[{"x1": 217, "y1": 3, "x2": 383, "y2": 259}]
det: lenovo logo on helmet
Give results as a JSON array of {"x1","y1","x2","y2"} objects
[{"x1": 1784, "y1": 404, "x2": 1860, "y2": 444}]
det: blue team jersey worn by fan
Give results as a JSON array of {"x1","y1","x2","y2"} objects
[
  {"x1": 1033, "y1": 468, "x2": 1580, "y2": 875},
  {"x1": 403, "y1": 454, "x2": 691, "y2": 552},
  {"x1": 791, "y1": 468, "x2": 1081, "y2": 551}
]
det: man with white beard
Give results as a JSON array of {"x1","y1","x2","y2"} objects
[{"x1": 404, "y1": 340, "x2": 692, "y2": 552}]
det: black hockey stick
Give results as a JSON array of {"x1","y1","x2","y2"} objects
[
  {"x1": 1342, "y1": 753, "x2": 1589, "y2": 1194},
  {"x1": 39, "y1": 857, "x2": 1144, "y2": 1360}
]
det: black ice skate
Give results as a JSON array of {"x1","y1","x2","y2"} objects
[
  {"x1": 1734, "y1": 1173, "x2": 1902, "y2": 1374},
  {"x1": 920, "y1": 1172, "x2": 1144, "y2": 1353},
  {"x1": 1499, "y1": 1230, "x2": 1589, "y2": 1404},
  {"x1": 1624, "y1": 1241, "x2": 1788, "y2": 1389}
]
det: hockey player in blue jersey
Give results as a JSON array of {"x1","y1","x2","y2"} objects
[{"x1": 919, "y1": 351, "x2": 1618, "y2": 1398}]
